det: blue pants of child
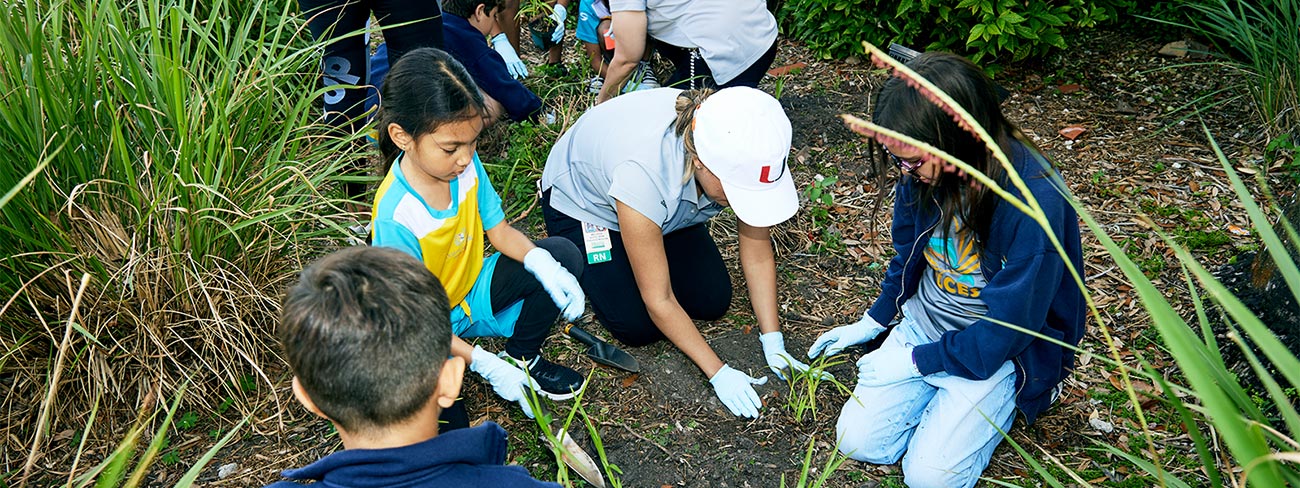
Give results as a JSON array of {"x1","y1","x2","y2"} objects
[{"x1": 835, "y1": 316, "x2": 1017, "y2": 488}]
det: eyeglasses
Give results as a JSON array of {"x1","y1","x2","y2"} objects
[{"x1": 886, "y1": 149, "x2": 923, "y2": 176}]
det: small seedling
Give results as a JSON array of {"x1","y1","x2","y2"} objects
[
  {"x1": 783, "y1": 354, "x2": 851, "y2": 423},
  {"x1": 176, "y1": 411, "x2": 199, "y2": 430}
]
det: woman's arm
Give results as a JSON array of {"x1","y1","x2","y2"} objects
[
  {"x1": 484, "y1": 221, "x2": 537, "y2": 262},
  {"x1": 595, "y1": 10, "x2": 647, "y2": 104},
  {"x1": 737, "y1": 221, "x2": 780, "y2": 334},
  {"x1": 618, "y1": 200, "x2": 725, "y2": 377}
]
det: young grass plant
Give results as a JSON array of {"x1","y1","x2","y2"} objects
[
  {"x1": 841, "y1": 39, "x2": 1300, "y2": 486},
  {"x1": 783, "y1": 354, "x2": 851, "y2": 423},
  {"x1": 525, "y1": 371, "x2": 623, "y2": 487},
  {"x1": 779, "y1": 435, "x2": 850, "y2": 488},
  {"x1": 0, "y1": 0, "x2": 358, "y2": 476}
]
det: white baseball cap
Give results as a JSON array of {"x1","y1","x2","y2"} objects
[{"x1": 692, "y1": 87, "x2": 797, "y2": 228}]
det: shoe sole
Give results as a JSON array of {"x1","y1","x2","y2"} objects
[{"x1": 535, "y1": 378, "x2": 586, "y2": 401}]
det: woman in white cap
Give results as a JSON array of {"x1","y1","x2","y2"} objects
[{"x1": 540, "y1": 86, "x2": 809, "y2": 419}]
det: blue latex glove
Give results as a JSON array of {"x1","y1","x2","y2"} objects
[
  {"x1": 491, "y1": 33, "x2": 529, "y2": 79},
  {"x1": 523, "y1": 247, "x2": 585, "y2": 321},
  {"x1": 807, "y1": 311, "x2": 887, "y2": 358},
  {"x1": 548, "y1": 3, "x2": 568, "y2": 43},
  {"x1": 856, "y1": 346, "x2": 921, "y2": 386},
  {"x1": 760, "y1": 332, "x2": 831, "y2": 381},
  {"x1": 469, "y1": 346, "x2": 537, "y2": 418},
  {"x1": 709, "y1": 365, "x2": 768, "y2": 418}
]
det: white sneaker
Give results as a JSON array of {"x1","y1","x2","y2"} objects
[
  {"x1": 586, "y1": 76, "x2": 603, "y2": 94},
  {"x1": 622, "y1": 61, "x2": 660, "y2": 93}
]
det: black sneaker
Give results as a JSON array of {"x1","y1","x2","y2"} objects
[{"x1": 504, "y1": 354, "x2": 585, "y2": 401}]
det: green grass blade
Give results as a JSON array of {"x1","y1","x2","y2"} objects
[{"x1": 1093, "y1": 444, "x2": 1195, "y2": 488}]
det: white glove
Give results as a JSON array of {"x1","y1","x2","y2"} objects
[
  {"x1": 523, "y1": 247, "x2": 585, "y2": 321},
  {"x1": 709, "y1": 365, "x2": 767, "y2": 418},
  {"x1": 856, "y1": 346, "x2": 920, "y2": 386},
  {"x1": 761, "y1": 332, "x2": 831, "y2": 381},
  {"x1": 807, "y1": 311, "x2": 887, "y2": 358},
  {"x1": 469, "y1": 346, "x2": 536, "y2": 418},
  {"x1": 548, "y1": 3, "x2": 568, "y2": 43},
  {"x1": 491, "y1": 33, "x2": 529, "y2": 79}
]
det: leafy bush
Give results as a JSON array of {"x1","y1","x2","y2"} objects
[
  {"x1": 0, "y1": 0, "x2": 355, "y2": 474},
  {"x1": 779, "y1": 0, "x2": 1129, "y2": 65}
]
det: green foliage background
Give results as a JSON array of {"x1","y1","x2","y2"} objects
[{"x1": 778, "y1": 0, "x2": 1188, "y2": 66}]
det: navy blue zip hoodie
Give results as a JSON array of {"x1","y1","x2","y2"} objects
[
  {"x1": 867, "y1": 139, "x2": 1086, "y2": 424},
  {"x1": 265, "y1": 422, "x2": 559, "y2": 488},
  {"x1": 368, "y1": 14, "x2": 543, "y2": 123}
]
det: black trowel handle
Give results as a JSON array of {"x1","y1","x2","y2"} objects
[{"x1": 564, "y1": 323, "x2": 601, "y2": 347}]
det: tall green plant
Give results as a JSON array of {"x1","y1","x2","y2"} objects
[
  {"x1": 0, "y1": 0, "x2": 358, "y2": 472},
  {"x1": 1179, "y1": 0, "x2": 1299, "y2": 139}
]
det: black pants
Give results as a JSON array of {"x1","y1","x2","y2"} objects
[
  {"x1": 541, "y1": 192, "x2": 732, "y2": 346},
  {"x1": 655, "y1": 37, "x2": 779, "y2": 90},
  {"x1": 298, "y1": 0, "x2": 444, "y2": 196},
  {"x1": 489, "y1": 237, "x2": 585, "y2": 359}
]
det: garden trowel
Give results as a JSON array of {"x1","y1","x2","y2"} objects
[
  {"x1": 533, "y1": 400, "x2": 607, "y2": 488},
  {"x1": 563, "y1": 322, "x2": 640, "y2": 373}
]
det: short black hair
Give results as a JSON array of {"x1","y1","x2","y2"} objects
[
  {"x1": 443, "y1": 0, "x2": 505, "y2": 19},
  {"x1": 278, "y1": 247, "x2": 452, "y2": 433}
]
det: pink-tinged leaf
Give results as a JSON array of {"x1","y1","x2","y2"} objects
[{"x1": 1059, "y1": 126, "x2": 1087, "y2": 140}]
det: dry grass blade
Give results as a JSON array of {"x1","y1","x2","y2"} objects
[{"x1": 20, "y1": 272, "x2": 90, "y2": 486}]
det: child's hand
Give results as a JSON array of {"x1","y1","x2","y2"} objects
[
  {"x1": 548, "y1": 3, "x2": 568, "y2": 43},
  {"x1": 523, "y1": 247, "x2": 585, "y2": 321},
  {"x1": 807, "y1": 312, "x2": 886, "y2": 358},
  {"x1": 469, "y1": 346, "x2": 537, "y2": 418},
  {"x1": 760, "y1": 331, "x2": 831, "y2": 381},
  {"x1": 491, "y1": 33, "x2": 529, "y2": 79},
  {"x1": 856, "y1": 346, "x2": 920, "y2": 386}
]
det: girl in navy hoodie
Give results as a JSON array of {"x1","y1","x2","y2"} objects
[{"x1": 807, "y1": 52, "x2": 1086, "y2": 488}]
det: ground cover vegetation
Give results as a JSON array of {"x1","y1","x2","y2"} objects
[{"x1": 3, "y1": 0, "x2": 1299, "y2": 486}]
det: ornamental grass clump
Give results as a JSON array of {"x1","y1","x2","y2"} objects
[{"x1": 0, "y1": 0, "x2": 359, "y2": 478}]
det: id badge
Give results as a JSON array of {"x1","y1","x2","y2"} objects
[{"x1": 581, "y1": 222, "x2": 612, "y2": 264}]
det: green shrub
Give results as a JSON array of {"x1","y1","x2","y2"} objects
[{"x1": 779, "y1": 0, "x2": 1129, "y2": 65}]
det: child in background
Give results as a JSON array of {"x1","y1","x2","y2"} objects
[
  {"x1": 371, "y1": 48, "x2": 587, "y2": 417},
  {"x1": 576, "y1": 0, "x2": 658, "y2": 94},
  {"x1": 368, "y1": 0, "x2": 544, "y2": 125},
  {"x1": 268, "y1": 246, "x2": 558, "y2": 487}
]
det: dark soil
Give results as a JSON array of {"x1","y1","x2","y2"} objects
[{"x1": 126, "y1": 24, "x2": 1287, "y2": 488}]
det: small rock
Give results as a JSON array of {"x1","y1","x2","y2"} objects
[
  {"x1": 845, "y1": 55, "x2": 862, "y2": 66},
  {"x1": 1089, "y1": 417, "x2": 1115, "y2": 433},
  {"x1": 218, "y1": 462, "x2": 238, "y2": 479},
  {"x1": 1158, "y1": 40, "x2": 1210, "y2": 59}
]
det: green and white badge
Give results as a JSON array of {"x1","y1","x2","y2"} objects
[{"x1": 581, "y1": 222, "x2": 612, "y2": 264}]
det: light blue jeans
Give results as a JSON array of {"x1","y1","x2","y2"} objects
[{"x1": 835, "y1": 316, "x2": 1017, "y2": 488}]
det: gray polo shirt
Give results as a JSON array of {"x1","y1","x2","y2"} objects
[
  {"x1": 541, "y1": 88, "x2": 723, "y2": 233},
  {"x1": 609, "y1": 0, "x2": 778, "y2": 84}
]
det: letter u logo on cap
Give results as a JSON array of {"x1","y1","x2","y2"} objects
[{"x1": 758, "y1": 164, "x2": 786, "y2": 184}]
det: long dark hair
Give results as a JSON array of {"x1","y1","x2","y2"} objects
[
  {"x1": 873, "y1": 52, "x2": 1028, "y2": 246},
  {"x1": 376, "y1": 48, "x2": 485, "y2": 172}
]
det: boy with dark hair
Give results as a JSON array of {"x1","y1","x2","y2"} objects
[{"x1": 267, "y1": 247, "x2": 558, "y2": 487}]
